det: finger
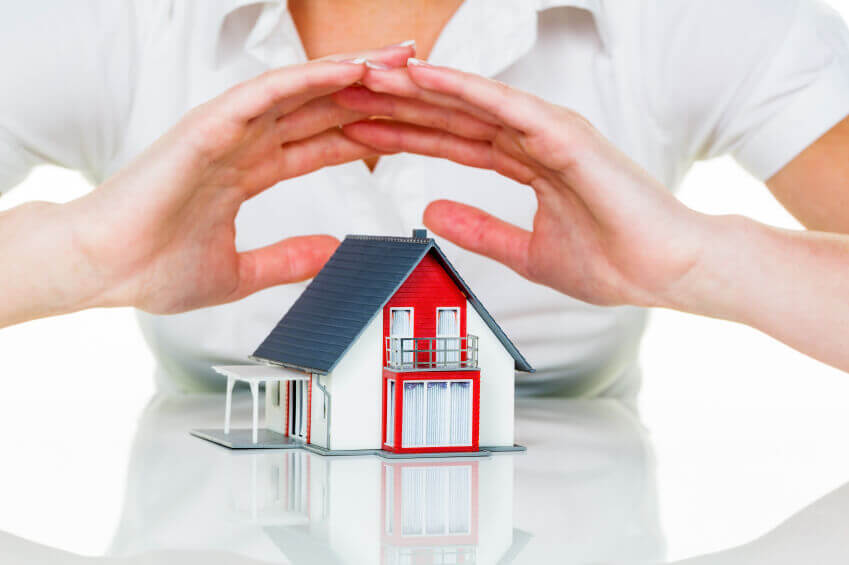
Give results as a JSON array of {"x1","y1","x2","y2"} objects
[
  {"x1": 245, "y1": 128, "x2": 389, "y2": 194},
  {"x1": 405, "y1": 60, "x2": 540, "y2": 133},
  {"x1": 341, "y1": 120, "x2": 536, "y2": 185},
  {"x1": 275, "y1": 95, "x2": 367, "y2": 144},
  {"x1": 216, "y1": 60, "x2": 366, "y2": 123},
  {"x1": 360, "y1": 66, "x2": 500, "y2": 125},
  {"x1": 333, "y1": 86, "x2": 498, "y2": 140},
  {"x1": 234, "y1": 235, "x2": 339, "y2": 300},
  {"x1": 263, "y1": 44, "x2": 417, "y2": 121},
  {"x1": 319, "y1": 41, "x2": 416, "y2": 67},
  {"x1": 423, "y1": 200, "x2": 532, "y2": 279}
]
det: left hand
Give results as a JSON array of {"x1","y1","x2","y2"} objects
[{"x1": 334, "y1": 61, "x2": 714, "y2": 308}]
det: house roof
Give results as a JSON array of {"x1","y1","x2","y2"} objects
[{"x1": 251, "y1": 233, "x2": 534, "y2": 375}]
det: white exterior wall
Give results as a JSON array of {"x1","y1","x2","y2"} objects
[
  {"x1": 325, "y1": 314, "x2": 384, "y2": 451},
  {"x1": 467, "y1": 302, "x2": 515, "y2": 447},
  {"x1": 264, "y1": 381, "x2": 286, "y2": 434}
]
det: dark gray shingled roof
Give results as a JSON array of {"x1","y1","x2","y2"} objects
[{"x1": 251, "y1": 233, "x2": 534, "y2": 374}]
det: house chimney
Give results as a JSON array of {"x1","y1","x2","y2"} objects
[{"x1": 412, "y1": 228, "x2": 428, "y2": 239}]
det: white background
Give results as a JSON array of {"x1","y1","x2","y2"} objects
[{"x1": 1, "y1": 2, "x2": 849, "y2": 561}]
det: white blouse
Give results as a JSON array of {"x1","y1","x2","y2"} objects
[{"x1": 2, "y1": 0, "x2": 848, "y2": 395}]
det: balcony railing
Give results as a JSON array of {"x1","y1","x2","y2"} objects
[{"x1": 385, "y1": 335, "x2": 479, "y2": 370}]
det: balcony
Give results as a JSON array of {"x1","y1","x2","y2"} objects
[{"x1": 385, "y1": 335, "x2": 479, "y2": 371}]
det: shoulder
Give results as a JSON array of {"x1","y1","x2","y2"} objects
[
  {"x1": 615, "y1": 1, "x2": 849, "y2": 170},
  {"x1": 0, "y1": 2, "x2": 145, "y2": 184}
]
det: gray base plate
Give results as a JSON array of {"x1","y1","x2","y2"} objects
[
  {"x1": 192, "y1": 428, "x2": 525, "y2": 458},
  {"x1": 191, "y1": 429, "x2": 305, "y2": 449}
]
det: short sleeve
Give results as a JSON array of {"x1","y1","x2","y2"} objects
[
  {"x1": 644, "y1": 0, "x2": 849, "y2": 182},
  {"x1": 0, "y1": 2, "x2": 136, "y2": 195}
]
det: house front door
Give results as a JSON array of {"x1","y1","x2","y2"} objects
[{"x1": 288, "y1": 380, "x2": 308, "y2": 440}]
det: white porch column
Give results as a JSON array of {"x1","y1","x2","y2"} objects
[
  {"x1": 224, "y1": 375, "x2": 235, "y2": 434},
  {"x1": 250, "y1": 380, "x2": 260, "y2": 444}
]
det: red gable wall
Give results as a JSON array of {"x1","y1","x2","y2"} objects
[{"x1": 382, "y1": 251, "x2": 467, "y2": 365}]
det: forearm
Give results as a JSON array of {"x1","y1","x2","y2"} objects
[
  {"x1": 666, "y1": 214, "x2": 849, "y2": 371},
  {"x1": 0, "y1": 200, "x2": 105, "y2": 328}
]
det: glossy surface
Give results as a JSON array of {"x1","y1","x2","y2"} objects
[{"x1": 1, "y1": 383, "x2": 848, "y2": 564}]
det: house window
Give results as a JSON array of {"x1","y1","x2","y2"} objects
[
  {"x1": 288, "y1": 380, "x2": 308, "y2": 440},
  {"x1": 271, "y1": 382, "x2": 280, "y2": 407},
  {"x1": 400, "y1": 465, "x2": 472, "y2": 536},
  {"x1": 402, "y1": 380, "x2": 472, "y2": 448},
  {"x1": 436, "y1": 307, "x2": 460, "y2": 367},
  {"x1": 386, "y1": 379, "x2": 396, "y2": 446},
  {"x1": 390, "y1": 308, "x2": 414, "y2": 367}
]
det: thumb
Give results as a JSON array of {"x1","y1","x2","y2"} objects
[
  {"x1": 234, "y1": 235, "x2": 339, "y2": 300},
  {"x1": 423, "y1": 200, "x2": 532, "y2": 279}
]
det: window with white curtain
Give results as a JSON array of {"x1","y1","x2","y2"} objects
[
  {"x1": 436, "y1": 307, "x2": 460, "y2": 366},
  {"x1": 402, "y1": 380, "x2": 472, "y2": 447},
  {"x1": 390, "y1": 308, "x2": 414, "y2": 366},
  {"x1": 400, "y1": 465, "x2": 472, "y2": 536}
]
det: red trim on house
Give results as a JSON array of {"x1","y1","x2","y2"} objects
[
  {"x1": 381, "y1": 370, "x2": 388, "y2": 448},
  {"x1": 284, "y1": 381, "x2": 289, "y2": 436},
  {"x1": 382, "y1": 368, "x2": 480, "y2": 454},
  {"x1": 306, "y1": 375, "x2": 312, "y2": 445}
]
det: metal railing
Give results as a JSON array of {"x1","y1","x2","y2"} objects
[{"x1": 385, "y1": 335, "x2": 479, "y2": 370}]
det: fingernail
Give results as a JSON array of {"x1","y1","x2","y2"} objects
[
  {"x1": 365, "y1": 60, "x2": 391, "y2": 70},
  {"x1": 393, "y1": 39, "x2": 416, "y2": 49},
  {"x1": 340, "y1": 57, "x2": 367, "y2": 65},
  {"x1": 407, "y1": 57, "x2": 431, "y2": 67}
]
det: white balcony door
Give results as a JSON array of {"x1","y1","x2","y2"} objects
[
  {"x1": 436, "y1": 308, "x2": 460, "y2": 366},
  {"x1": 390, "y1": 308, "x2": 414, "y2": 367},
  {"x1": 288, "y1": 380, "x2": 308, "y2": 440}
]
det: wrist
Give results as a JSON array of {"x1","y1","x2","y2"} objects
[
  {"x1": 658, "y1": 213, "x2": 764, "y2": 320},
  {"x1": 0, "y1": 200, "x2": 106, "y2": 327}
]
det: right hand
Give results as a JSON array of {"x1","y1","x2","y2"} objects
[{"x1": 335, "y1": 61, "x2": 712, "y2": 310}]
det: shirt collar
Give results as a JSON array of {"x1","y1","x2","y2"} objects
[{"x1": 208, "y1": 0, "x2": 609, "y2": 71}]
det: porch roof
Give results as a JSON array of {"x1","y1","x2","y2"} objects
[{"x1": 212, "y1": 364, "x2": 310, "y2": 384}]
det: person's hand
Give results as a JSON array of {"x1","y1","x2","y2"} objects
[
  {"x1": 334, "y1": 61, "x2": 712, "y2": 309},
  {"x1": 59, "y1": 45, "x2": 414, "y2": 315}
]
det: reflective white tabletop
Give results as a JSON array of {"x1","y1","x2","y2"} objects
[{"x1": 1, "y1": 387, "x2": 847, "y2": 564}]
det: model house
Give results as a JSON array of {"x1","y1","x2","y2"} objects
[{"x1": 192, "y1": 229, "x2": 533, "y2": 456}]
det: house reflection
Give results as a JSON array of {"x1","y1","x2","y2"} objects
[
  {"x1": 228, "y1": 450, "x2": 520, "y2": 564},
  {"x1": 107, "y1": 393, "x2": 661, "y2": 564}
]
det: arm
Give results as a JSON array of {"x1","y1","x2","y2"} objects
[
  {"x1": 0, "y1": 45, "x2": 415, "y2": 329},
  {"x1": 767, "y1": 116, "x2": 849, "y2": 233},
  {"x1": 335, "y1": 61, "x2": 849, "y2": 371}
]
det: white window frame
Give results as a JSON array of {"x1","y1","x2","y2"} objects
[
  {"x1": 389, "y1": 307, "x2": 415, "y2": 367},
  {"x1": 435, "y1": 307, "x2": 461, "y2": 367},
  {"x1": 385, "y1": 379, "x2": 396, "y2": 446},
  {"x1": 401, "y1": 379, "x2": 474, "y2": 448}
]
